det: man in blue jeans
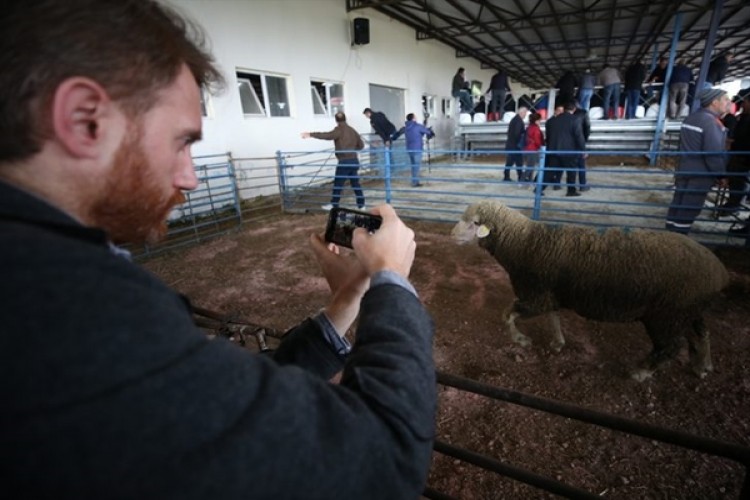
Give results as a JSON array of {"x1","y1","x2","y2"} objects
[
  {"x1": 399, "y1": 113, "x2": 434, "y2": 187},
  {"x1": 598, "y1": 63, "x2": 622, "y2": 119},
  {"x1": 302, "y1": 112, "x2": 366, "y2": 209},
  {"x1": 451, "y1": 67, "x2": 474, "y2": 113}
]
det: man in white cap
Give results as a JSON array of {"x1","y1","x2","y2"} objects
[{"x1": 665, "y1": 88, "x2": 730, "y2": 234}]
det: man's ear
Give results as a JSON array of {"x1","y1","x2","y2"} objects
[{"x1": 51, "y1": 77, "x2": 119, "y2": 159}]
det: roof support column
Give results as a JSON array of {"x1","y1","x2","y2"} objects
[
  {"x1": 650, "y1": 12, "x2": 682, "y2": 166},
  {"x1": 692, "y1": 0, "x2": 724, "y2": 111}
]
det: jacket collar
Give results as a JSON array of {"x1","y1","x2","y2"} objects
[{"x1": 0, "y1": 179, "x2": 109, "y2": 246}]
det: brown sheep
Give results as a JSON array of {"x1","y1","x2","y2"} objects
[{"x1": 451, "y1": 201, "x2": 729, "y2": 381}]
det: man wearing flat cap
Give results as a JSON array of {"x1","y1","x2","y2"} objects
[{"x1": 665, "y1": 88, "x2": 730, "y2": 234}]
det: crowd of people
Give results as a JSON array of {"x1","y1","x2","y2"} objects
[
  {"x1": 453, "y1": 52, "x2": 735, "y2": 122},
  {"x1": 303, "y1": 60, "x2": 747, "y2": 238}
]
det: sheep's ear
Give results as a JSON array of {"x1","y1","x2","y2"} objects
[{"x1": 476, "y1": 224, "x2": 490, "y2": 238}]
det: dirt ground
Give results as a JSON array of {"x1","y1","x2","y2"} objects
[{"x1": 143, "y1": 213, "x2": 750, "y2": 499}]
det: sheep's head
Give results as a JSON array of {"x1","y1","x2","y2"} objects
[{"x1": 451, "y1": 201, "x2": 507, "y2": 244}]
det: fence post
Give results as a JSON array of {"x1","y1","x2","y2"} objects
[
  {"x1": 276, "y1": 150, "x2": 289, "y2": 211},
  {"x1": 385, "y1": 147, "x2": 392, "y2": 204},
  {"x1": 532, "y1": 146, "x2": 545, "y2": 220},
  {"x1": 226, "y1": 152, "x2": 243, "y2": 224}
]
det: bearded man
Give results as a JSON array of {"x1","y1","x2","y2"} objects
[{"x1": 0, "y1": 1, "x2": 435, "y2": 498}]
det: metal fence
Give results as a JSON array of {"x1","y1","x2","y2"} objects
[
  {"x1": 146, "y1": 149, "x2": 748, "y2": 496},
  {"x1": 425, "y1": 372, "x2": 750, "y2": 499},
  {"x1": 128, "y1": 153, "x2": 285, "y2": 259},
  {"x1": 277, "y1": 146, "x2": 749, "y2": 248},
  {"x1": 128, "y1": 145, "x2": 748, "y2": 259}
]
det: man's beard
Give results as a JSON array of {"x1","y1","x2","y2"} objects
[{"x1": 89, "y1": 127, "x2": 187, "y2": 245}]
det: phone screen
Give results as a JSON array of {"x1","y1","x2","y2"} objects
[{"x1": 324, "y1": 208, "x2": 382, "y2": 248}]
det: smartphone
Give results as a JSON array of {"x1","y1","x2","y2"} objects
[{"x1": 324, "y1": 207, "x2": 382, "y2": 249}]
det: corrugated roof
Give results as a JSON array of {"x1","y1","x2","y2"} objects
[{"x1": 348, "y1": 0, "x2": 750, "y2": 89}]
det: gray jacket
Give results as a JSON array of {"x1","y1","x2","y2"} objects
[{"x1": 677, "y1": 108, "x2": 728, "y2": 175}]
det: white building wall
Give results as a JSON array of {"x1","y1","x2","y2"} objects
[{"x1": 168, "y1": 0, "x2": 530, "y2": 160}]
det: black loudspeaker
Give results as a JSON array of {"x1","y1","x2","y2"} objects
[{"x1": 353, "y1": 18, "x2": 369, "y2": 45}]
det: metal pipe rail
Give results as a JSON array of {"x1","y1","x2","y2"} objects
[{"x1": 427, "y1": 371, "x2": 750, "y2": 499}]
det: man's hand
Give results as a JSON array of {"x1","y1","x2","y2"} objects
[
  {"x1": 351, "y1": 204, "x2": 416, "y2": 279},
  {"x1": 301, "y1": 132, "x2": 311, "y2": 139},
  {"x1": 309, "y1": 234, "x2": 368, "y2": 295},
  {"x1": 309, "y1": 234, "x2": 370, "y2": 336}
]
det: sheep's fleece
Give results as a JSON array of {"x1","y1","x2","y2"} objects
[{"x1": 452, "y1": 201, "x2": 729, "y2": 380}]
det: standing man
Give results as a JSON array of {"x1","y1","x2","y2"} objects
[
  {"x1": 302, "y1": 112, "x2": 366, "y2": 210},
  {"x1": 578, "y1": 69, "x2": 597, "y2": 111},
  {"x1": 555, "y1": 70, "x2": 578, "y2": 108},
  {"x1": 489, "y1": 68, "x2": 512, "y2": 121},
  {"x1": 720, "y1": 94, "x2": 750, "y2": 219},
  {"x1": 598, "y1": 63, "x2": 622, "y2": 120},
  {"x1": 623, "y1": 60, "x2": 646, "y2": 119},
  {"x1": 451, "y1": 67, "x2": 473, "y2": 113},
  {"x1": 542, "y1": 100, "x2": 586, "y2": 196},
  {"x1": 363, "y1": 107, "x2": 397, "y2": 147},
  {"x1": 572, "y1": 100, "x2": 592, "y2": 191},
  {"x1": 707, "y1": 53, "x2": 733, "y2": 86},
  {"x1": 1, "y1": 1, "x2": 436, "y2": 498},
  {"x1": 668, "y1": 60, "x2": 693, "y2": 119},
  {"x1": 400, "y1": 113, "x2": 434, "y2": 187},
  {"x1": 503, "y1": 106, "x2": 528, "y2": 181},
  {"x1": 647, "y1": 57, "x2": 668, "y2": 105},
  {"x1": 665, "y1": 88, "x2": 730, "y2": 234}
]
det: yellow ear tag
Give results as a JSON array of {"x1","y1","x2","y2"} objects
[{"x1": 476, "y1": 224, "x2": 490, "y2": 238}]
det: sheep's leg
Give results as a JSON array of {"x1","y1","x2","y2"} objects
[
  {"x1": 506, "y1": 311, "x2": 532, "y2": 347},
  {"x1": 548, "y1": 312, "x2": 565, "y2": 352},
  {"x1": 685, "y1": 317, "x2": 713, "y2": 379},
  {"x1": 632, "y1": 319, "x2": 683, "y2": 382}
]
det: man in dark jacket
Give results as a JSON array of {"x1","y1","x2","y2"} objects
[
  {"x1": 451, "y1": 67, "x2": 473, "y2": 113},
  {"x1": 555, "y1": 70, "x2": 578, "y2": 108},
  {"x1": 363, "y1": 107, "x2": 397, "y2": 146},
  {"x1": 489, "y1": 68, "x2": 511, "y2": 120},
  {"x1": 707, "y1": 53, "x2": 733, "y2": 86},
  {"x1": 302, "y1": 112, "x2": 366, "y2": 209},
  {"x1": 623, "y1": 61, "x2": 646, "y2": 119},
  {"x1": 665, "y1": 88, "x2": 730, "y2": 234},
  {"x1": 720, "y1": 94, "x2": 750, "y2": 223},
  {"x1": 647, "y1": 57, "x2": 668, "y2": 105},
  {"x1": 668, "y1": 60, "x2": 694, "y2": 119},
  {"x1": 504, "y1": 106, "x2": 528, "y2": 181},
  {"x1": 572, "y1": 100, "x2": 592, "y2": 191},
  {"x1": 0, "y1": 2, "x2": 437, "y2": 499},
  {"x1": 542, "y1": 100, "x2": 586, "y2": 196}
]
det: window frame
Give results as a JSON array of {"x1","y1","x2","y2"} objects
[
  {"x1": 311, "y1": 79, "x2": 345, "y2": 117},
  {"x1": 236, "y1": 70, "x2": 291, "y2": 118}
]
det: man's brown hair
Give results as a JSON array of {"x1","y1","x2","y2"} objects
[{"x1": 0, "y1": 0, "x2": 224, "y2": 163}]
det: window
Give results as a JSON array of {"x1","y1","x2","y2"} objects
[
  {"x1": 311, "y1": 80, "x2": 344, "y2": 116},
  {"x1": 236, "y1": 70, "x2": 291, "y2": 117}
]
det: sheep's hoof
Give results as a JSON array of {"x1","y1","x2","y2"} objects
[
  {"x1": 550, "y1": 340, "x2": 565, "y2": 352},
  {"x1": 630, "y1": 368, "x2": 654, "y2": 382},
  {"x1": 512, "y1": 334, "x2": 532, "y2": 347},
  {"x1": 691, "y1": 364, "x2": 713, "y2": 379}
]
